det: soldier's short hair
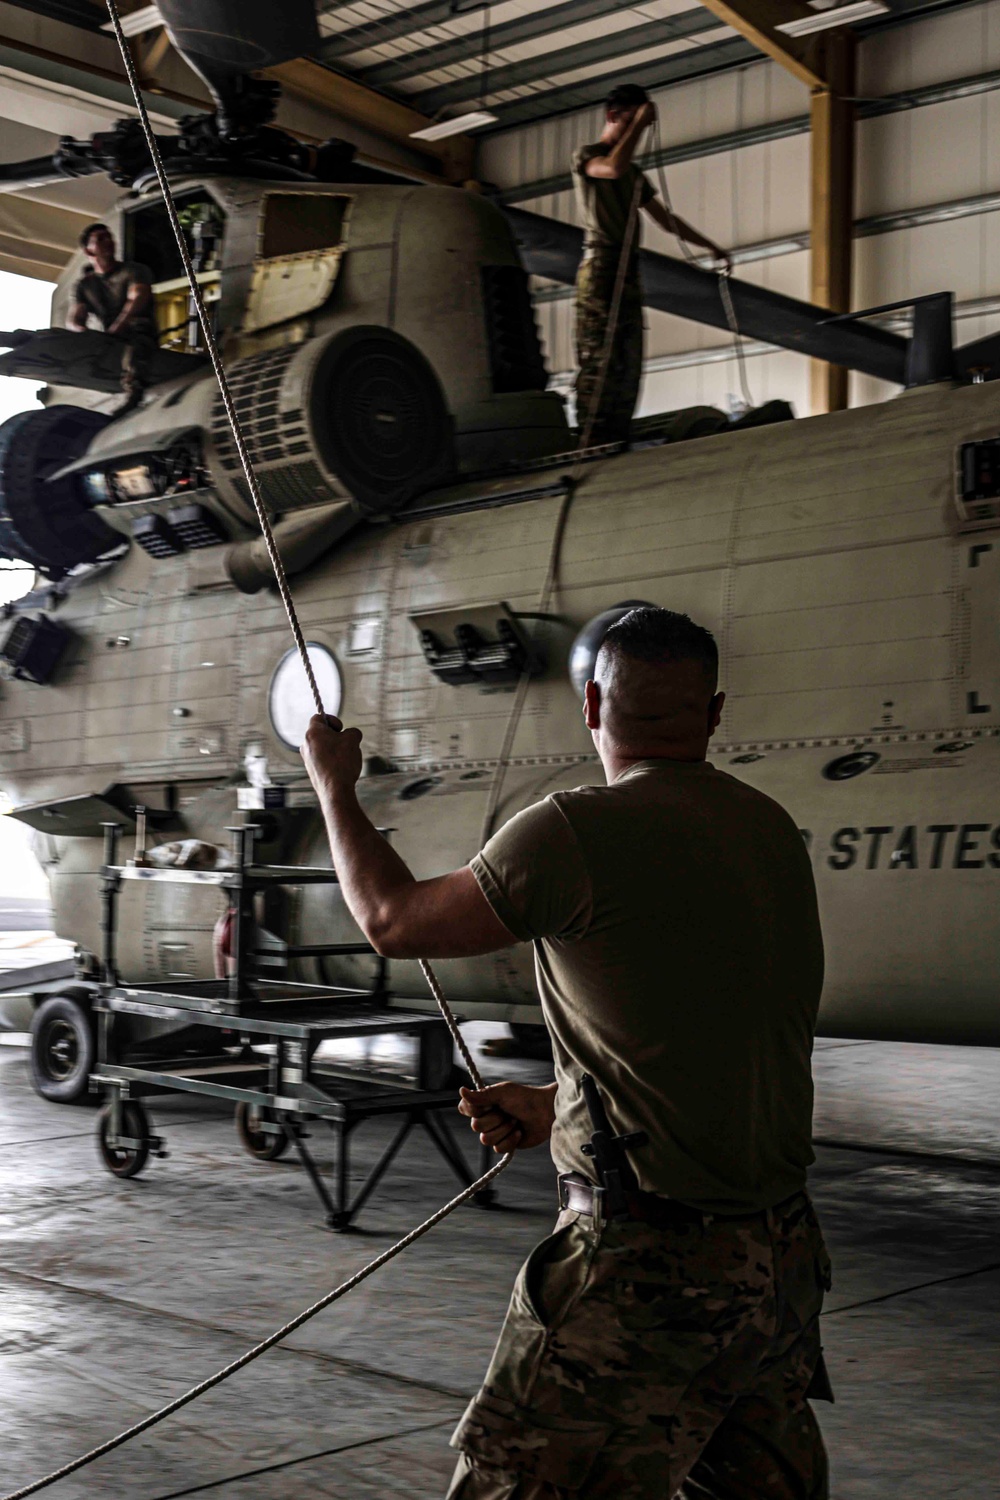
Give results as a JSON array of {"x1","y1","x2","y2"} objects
[
  {"x1": 80, "y1": 222, "x2": 111, "y2": 250},
  {"x1": 600, "y1": 607, "x2": 719, "y2": 690},
  {"x1": 605, "y1": 84, "x2": 650, "y2": 114}
]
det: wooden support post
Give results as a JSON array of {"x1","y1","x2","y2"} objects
[{"x1": 809, "y1": 35, "x2": 855, "y2": 415}]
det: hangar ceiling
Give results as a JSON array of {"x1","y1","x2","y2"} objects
[
  {"x1": 0, "y1": 0, "x2": 989, "y2": 408},
  {"x1": 314, "y1": 0, "x2": 972, "y2": 129},
  {"x1": 0, "y1": 0, "x2": 982, "y2": 266}
]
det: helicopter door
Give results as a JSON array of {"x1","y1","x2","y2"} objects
[{"x1": 242, "y1": 191, "x2": 351, "y2": 335}]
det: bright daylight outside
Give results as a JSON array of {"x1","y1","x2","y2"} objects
[{"x1": 0, "y1": 269, "x2": 61, "y2": 1031}]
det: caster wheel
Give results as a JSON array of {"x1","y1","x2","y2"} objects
[
  {"x1": 97, "y1": 1100, "x2": 151, "y2": 1179},
  {"x1": 235, "y1": 1102, "x2": 290, "y2": 1161},
  {"x1": 327, "y1": 1211, "x2": 352, "y2": 1232},
  {"x1": 472, "y1": 1187, "x2": 498, "y2": 1208}
]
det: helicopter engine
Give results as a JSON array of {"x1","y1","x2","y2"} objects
[{"x1": 0, "y1": 179, "x2": 571, "y2": 587}]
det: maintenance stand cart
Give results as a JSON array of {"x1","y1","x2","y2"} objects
[{"x1": 91, "y1": 823, "x2": 495, "y2": 1229}]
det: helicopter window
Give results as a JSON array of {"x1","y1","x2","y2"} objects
[
  {"x1": 268, "y1": 642, "x2": 342, "y2": 750},
  {"x1": 259, "y1": 194, "x2": 350, "y2": 259},
  {"x1": 124, "y1": 192, "x2": 225, "y2": 282}
]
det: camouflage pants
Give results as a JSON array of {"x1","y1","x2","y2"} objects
[
  {"x1": 574, "y1": 254, "x2": 644, "y2": 446},
  {"x1": 447, "y1": 1192, "x2": 831, "y2": 1499},
  {"x1": 119, "y1": 332, "x2": 156, "y2": 398}
]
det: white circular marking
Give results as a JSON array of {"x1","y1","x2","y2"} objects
[{"x1": 268, "y1": 643, "x2": 342, "y2": 750}]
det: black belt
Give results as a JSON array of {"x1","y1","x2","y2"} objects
[{"x1": 558, "y1": 1172, "x2": 805, "y2": 1228}]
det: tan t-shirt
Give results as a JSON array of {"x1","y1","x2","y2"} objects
[
  {"x1": 73, "y1": 261, "x2": 155, "y2": 339},
  {"x1": 471, "y1": 760, "x2": 824, "y2": 1214},
  {"x1": 572, "y1": 143, "x2": 654, "y2": 253}
]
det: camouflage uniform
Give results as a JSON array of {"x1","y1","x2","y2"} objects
[
  {"x1": 119, "y1": 332, "x2": 157, "y2": 402},
  {"x1": 447, "y1": 1191, "x2": 831, "y2": 1499},
  {"x1": 574, "y1": 250, "x2": 644, "y2": 447},
  {"x1": 73, "y1": 260, "x2": 156, "y2": 403}
]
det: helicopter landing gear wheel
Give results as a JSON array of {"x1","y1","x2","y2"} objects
[
  {"x1": 235, "y1": 1102, "x2": 290, "y2": 1161},
  {"x1": 97, "y1": 1099, "x2": 152, "y2": 1179},
  {"x1": 30, "y1": 995, "x2": 96, "y2": 1103}
]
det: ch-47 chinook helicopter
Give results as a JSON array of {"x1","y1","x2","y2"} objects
[{"x1": 0, "y1": 1, "x2": 998, "y2": 1104}]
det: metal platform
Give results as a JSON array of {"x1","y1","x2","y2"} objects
[{"x1": 91, "y1": 822, "x2": 493, "y2": 1228}]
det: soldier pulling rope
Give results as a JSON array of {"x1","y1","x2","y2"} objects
[{"x1": 4, "y1": 8, "x2": 833, "y2": 1499}]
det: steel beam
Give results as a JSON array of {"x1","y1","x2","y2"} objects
[
  {"x1": 486, "y1": 35, "x2": 760, "y2": 132},
  {"x1": 320, "y1": 1, "x2": 476, "y2": 60},
  {"x1": 355, "y1": 0, "x2": 665, "y2": 89},
  {"x1": 496, "y1": 64, "x2": 1000, "y2": 206},
  {"x1": 471, "y1": 0, "x2": 979, "y2": 134},
  {"x1": 2, "y1": 0, "x2": 106, "y2": 28},
  {"x1": 0, "y1": 32, "x2": 198, "y2": 133},
  {"x1": 417, "y1": 10, "x2": 721, "y2": 116},
  {"x1": 810, "y1": 35, "x2": 855, "y2": 414},
  {"x1": 695, "y1": 9, "x2": 856, "y2": 415},
  {"x1": 262, "y1": 58, "x2": 474, "y2": 182},
  {"x1": 505, "y1": 205, "x2": 907, "y2": 384},
  {"x1": 696, "y1": 1, "x2": 828, "y2": 90}
]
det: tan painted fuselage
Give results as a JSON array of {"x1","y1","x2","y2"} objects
[{"x1": 2, "y1": 378, "x2": 998, "y2": 1043}]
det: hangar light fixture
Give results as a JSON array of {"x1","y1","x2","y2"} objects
[
  {"x1": 410, "y1": 110, "x2": 497, "y2": 140},
  {"x1": 776, "y1": 0, "x2": 888, "y2": 35},
  {"x1": 100, "y1": 3, "x2": 162, "y2": 38},
  {"x1": 412, "y1": 1, "x2": 496, "y2": 138}
]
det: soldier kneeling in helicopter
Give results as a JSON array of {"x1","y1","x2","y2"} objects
[{"x1": 69, "y1": 222, "x2": 156, "y2": 416}]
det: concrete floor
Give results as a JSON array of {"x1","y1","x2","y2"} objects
[{"x1": 0, "y1": 1027, "x2": 997, "y2": 1499}]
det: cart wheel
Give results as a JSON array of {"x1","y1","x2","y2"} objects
[
  {"x1": 235, "y1": 1102, "x2": 290, "y2": 1161},
  {"x1": 97, "y1": 1100, "x2": 151, "y2": 1179}
]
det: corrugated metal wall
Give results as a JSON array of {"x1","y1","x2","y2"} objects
[{"x1": 477, "y1": 0, "x2": 1000, "y2": 419}]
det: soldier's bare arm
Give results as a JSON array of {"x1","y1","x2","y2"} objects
[
  {"x1": 108, "y1": 277, "x2": 152, "y2": 336},
  {"x1": 643, "y1": 196, "x2": 731, "y2": 271},
  {"x1": 301, "y1": 714, "x2": 518, "y2": 959},
  {"x1": 585, "y1": 99, "x2": 655, "y2": 180}
]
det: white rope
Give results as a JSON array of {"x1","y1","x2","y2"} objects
[
  {"x1": 649, "y1": 117, "x2": 753, "y2": 411},
  {"x1": 0, "y1": 8, "x2": 512, "y2": 1496},
  {"x1": 0, "y1": 1153, "x2": 510, "y2": 1500},
  {"x1": 99, "y1": 1, "x2": 481, "y2": 1082},
  {"x1": 478, "y1": 171, "x2": 644, "y2": 846}
]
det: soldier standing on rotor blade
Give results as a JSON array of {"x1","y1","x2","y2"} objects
[
  {"x1": 69, "y1": 222, "x2": 156, "y2": 416},
  {"x1": 574, "y1": 86, "x2": 731, "y2": 446},
  {"x1": 300, "y1": 606, "x2": 832, "y2": 1500}
]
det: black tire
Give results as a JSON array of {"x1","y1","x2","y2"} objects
[
  {"x1": 30, "y1": 995, "x2": 96, "y2": 1103},
  {"x1": 97, "y1": 1100, "x2": 151, "y2": 1179},
  {"x1": 0, "y1": 405, "x2": 119, "y2": 575},
  {"x1": 235, "y1": 1102, "x2": 290, "y2": 1161},
  {"x1": 311, "y1": 327, "x2": 454, "y2": 518}
]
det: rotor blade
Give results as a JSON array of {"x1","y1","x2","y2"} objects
[
  {"x1": 156, "y1": 0, "x2": 320, "y2": 79},
  {"x1": 504, "y1": 205, "x2": 908, "y2": 387},
  {"x1": 0, "y1": 155, "x2": 70, "y2": 193}
]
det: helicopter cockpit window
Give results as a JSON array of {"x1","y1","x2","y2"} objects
[
  {"x1": 123, "y1": 192, "x2": 225, "y2": 354},
  {"x1": 259, "y1": 194, "x2": 350, "y2": 259}
]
